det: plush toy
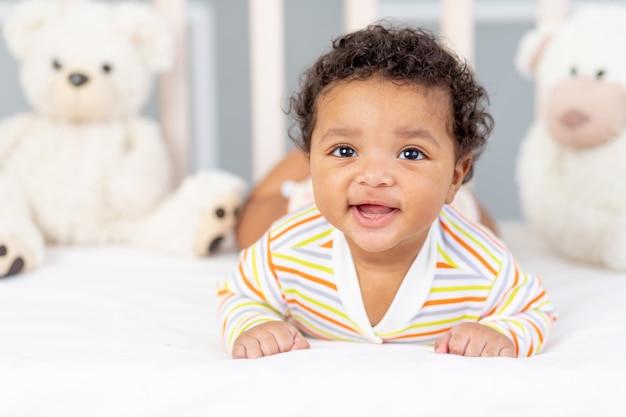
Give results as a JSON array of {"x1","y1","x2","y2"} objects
[
  {"x1": 515, "y1": 5, "x2": 626, "y2": 270},
  {"x1": 0, "y1": 0, "x2": 245, "y2": 278}
]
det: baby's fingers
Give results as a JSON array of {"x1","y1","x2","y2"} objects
[
  {"x1": 232, "y1": 322, "x2": 309, "y2": 359},
  {"x1": 482, "y1": 344, "x2": 515, "y2": 358},
  {"x1": 434, "y1": 332, "x2": 451, "y2": 354},
  {"x1": 290, "y1": 327, "x2": 310, "y2": 351},
  {"x1": 232, "y1": 338, "x2": 262, "y2": 359}
]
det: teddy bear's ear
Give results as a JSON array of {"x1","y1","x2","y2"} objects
[
  {"x1": 114, "y1": 3, "x2": 175, "y2": 74},
  {"x1": 3, "y1": 0, "x2": 59, "y2": 61},
  {"x1": 514, "y1": 23, "x2": 558, "y2": 79}
]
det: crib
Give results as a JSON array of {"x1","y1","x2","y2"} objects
[{"x1": 1, "y1": 1, "x2": 625, "y2": 416}]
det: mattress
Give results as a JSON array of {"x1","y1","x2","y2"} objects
[{"x1": 1, "y1": 222, "x2": 625, "y2": 417}]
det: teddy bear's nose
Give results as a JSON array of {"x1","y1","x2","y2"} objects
[
  {"x1": 561, "y1": 110, "x2": 589, "y2": 129},
  {"x1": 68, "y1": 73, "x2": 89, "y2": 87}
]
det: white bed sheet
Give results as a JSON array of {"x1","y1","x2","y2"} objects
[{"x1": 1, "y1": 222, "x2": 625, "y2": 417}]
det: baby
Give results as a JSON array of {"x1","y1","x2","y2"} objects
[{"x1": 218, "y1": 24, "x2": 556, "y2": 359}]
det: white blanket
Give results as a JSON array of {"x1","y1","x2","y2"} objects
[{"x1": 1, "y1": 222, "x2": 625, "y2": 417}]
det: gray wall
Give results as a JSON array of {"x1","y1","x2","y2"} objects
[{"x1": 0, "y1": 0, "x2": 616, "y2": 220}]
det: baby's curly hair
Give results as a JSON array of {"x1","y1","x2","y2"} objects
[{"x1": 288, "y1": 23, "x2": 493, "y2": 183}]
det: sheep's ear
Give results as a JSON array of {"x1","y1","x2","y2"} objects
[
  {"x1": 3, "y1": 0, "x2": 59, "y2": 61},
  {"x1": 114, "y1": 3, "x2": 175, "y2": 73},
  {"x1": 514, "y1": 23, "x2": 558, "y2": 79}
]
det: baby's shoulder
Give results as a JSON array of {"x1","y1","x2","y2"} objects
[
  {"x1": 266, "y1": 204, "x2": 332, "y2": 246},
  {"x1": 437, "y1": 205, "x2": 511, "y2": 276}
]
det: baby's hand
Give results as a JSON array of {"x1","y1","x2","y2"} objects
[
  {"x1": 434, "y1": 322, "x2": 515, "y2": 357},
  {"x1": 232, "y1": 321, "x2": 310, "y2": 359}
]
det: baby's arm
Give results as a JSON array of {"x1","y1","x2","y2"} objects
[
  {"x1": 217, "y1": 234, "x2": 310, "y2": 358},
  {"x1": 435, "y1": 251, "x2": 556, "y2": 358}
]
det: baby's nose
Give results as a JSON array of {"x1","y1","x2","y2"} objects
[{"x1": 356, "y1": 156, "x2": 394, "y2": 187}]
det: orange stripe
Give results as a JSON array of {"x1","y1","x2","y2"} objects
[
  {"x1": 386, "y1": 327, "x2": 450, "y2": 340},
  {"x1": 270, "y1": 212, "x2": 323, "y2": 242},
  {"x1": 293, "y1": 319, "x2": 334, "y2": 340},
  {"x1": 446, "y1": 205, "x2": 505, "y2": 250},
  {"x1": 440, "y1": 222, "x2": 496, "y2": 275},
  {"x1": 509, "y1": 330, "x2": 519, "y2": 357},
  {"x1": 436, "y1": 262, "x2": 454, "y2": 269},
  {"x1": 512, "y1": 262, "x2": 520, "y2": 288},
  {"x1": 521, "y1": 290, "x2": 545, "y2": 313},
  {"x1": 321, "y1": 239, "x2": 333, "y2": 249},
  {"x1": 423, "y1": 296, "x2": 486, "y2": 307},
  {"x1": 274, "y1": 265, "x2": 337, "y2": 290},
  {"x1": 287, "y1": 298, "x2": 358, "y2": 334},
  {"x1": 263, "y1": 237, "x2": 286, "y2": 304},
  {"x1": 526, "y1": 340, "x2": 534, "y2": 357},
  {"x1": 521, "y1": 316, "x2": 544, "y2": 344},
  {"x1": 217, "y1": 291, "x2": 235, "y2": 312},
  {"x1": 239, "y1": 263, "x2": 266, "y2": 301}
]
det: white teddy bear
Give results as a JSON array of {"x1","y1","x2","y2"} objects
[
  {"x1": 0, "y1": 0, "x2": 245, "y2": 277},
  {"x1": 515, "y1": 5, "x2": 626, "y2": 270}
]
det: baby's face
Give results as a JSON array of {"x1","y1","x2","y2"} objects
[{"x1": 309, "y1": 77, "x2": 469, "y2": 257}]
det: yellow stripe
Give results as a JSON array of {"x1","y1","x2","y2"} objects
[
  {"x1": 376, "y1": 314, "x2": 478, "y2": 337},
  {"x1": 227, "y1": 305, "x2": 277, "y2": 347},
  {"x1": 480, "y1": 321, "x2": 510, "y2": 338},
  {"x1": 442, "y1": 210, "x2": 502, "y2": 267},
  {"x1": 271, "y1": 205, "x2": 318, "y2": 234},
  {"x1": 284, "y1": 288, "x2": 362, "y2": 330},
  {"x1": 294, "y1": 228, "x2": 333, "y2": 248},
  {"x1": 291, "y1": 313, "x2": 354, "y2": 342},
  {"x1": 430, "y1": 285, "x2": 491, "y2": 293},
  {"x1": 250, "y1": 244, "x2": 264, "y2": 291},
  {"x1": 273, "y1": 253, "x2": 333, "y2": 275},
  {"x1": 496, "y1": 274, "x2": 529, "y2": 314},
  {"x1": 437, "y1": 243, "x2": 459, "y2": 268}
]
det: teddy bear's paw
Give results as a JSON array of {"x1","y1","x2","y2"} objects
[
  {"x1": 192, "y1": 192, "x2": 241, "y2": 256},
  {"x1": 0, "y1": 235, "x2": 36, "y2": 278}
]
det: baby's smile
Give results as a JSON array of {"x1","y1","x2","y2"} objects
[{"x1": 351, "y1": 203, "x2": 398, "y2": 227}]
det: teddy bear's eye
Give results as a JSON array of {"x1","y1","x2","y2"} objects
[
  {"x1": 570, "y1": 67, "x2": 577, "y2": 77},
  {"x1": 102, "y1": 63, "x2": 113, "y2": 74},
  {"x1": 52, "y1": 59, "x2": 63, "y2": 71},
  {"x1": 596, "y1": 69, "x2": 606, "y2": 79}
]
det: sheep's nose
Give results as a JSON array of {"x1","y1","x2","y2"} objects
[{"x1": 69, "y1": 73, "x2": 89, "y2": 87}]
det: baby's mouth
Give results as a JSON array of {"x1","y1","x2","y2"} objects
[
  {"x1": 351, "y1": 204, "x2": 398, "y2": 227},
  {"x1": 356, "y1": 204, "x2": 395, "y2": 217}
]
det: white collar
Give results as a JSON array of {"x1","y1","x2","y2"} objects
[{"x1": 333, "y1": 221, "x2": 438, "y2": 342}]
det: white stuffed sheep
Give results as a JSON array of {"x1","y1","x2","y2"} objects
[
  {"x1": 515, "y1": 5, "x2": 626, "y2": 270},
  {"x1": 0, "y1": 0, "x2": 245, "y2": 277}
]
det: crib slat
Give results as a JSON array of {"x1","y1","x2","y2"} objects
[
  {"x1": 343, "y1": 0, "x2": 378, "y2": 33},
  {"x1": 155, "y1": 0, "x2": 190, "y2": 185},
  {"x1": 441, "y1": 0, "x2": 474, "y2": 65},
  {"x1": 249, "y1": 0, "x2": 286, "y2": 182},
  {"x1": 537, "y1": 0, "x2": 569, "y2": 26}
]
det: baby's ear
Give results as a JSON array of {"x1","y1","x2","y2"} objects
[
  {"x1": 446, "y1": 155, "x2": 472, "y2": 204},
  {"x1": 3, "y1": 0, "x2": 58, "y2": 61},
  {"x1": 514, "y1": 23, "x2": 558, "y2": 79},
  {"x1": 114, "y1": 3, "x2": 175, "y2": 73}
]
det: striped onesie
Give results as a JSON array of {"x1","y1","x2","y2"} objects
[{"x1": 218, "y1": 204, "x2": 556, "y2": 357}]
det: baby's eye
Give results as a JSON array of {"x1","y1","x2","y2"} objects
[
  {"x1": 332, "y1": 146, "x2": 356, "y2": 157},
  {"x1": 398, "y1": 148, "x2": 424, "y2": 160}
]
